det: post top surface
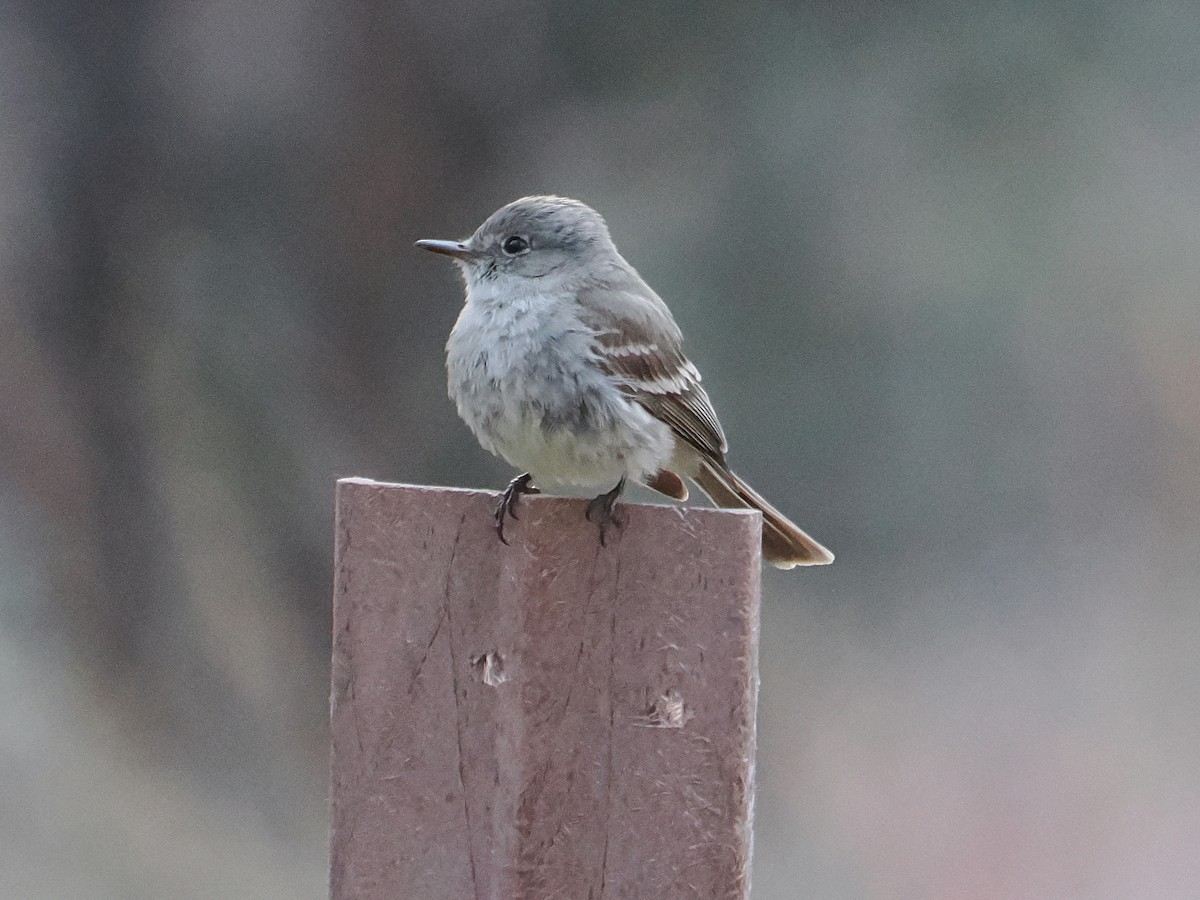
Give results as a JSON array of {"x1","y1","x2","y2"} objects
[{"x1": 335, "y1": 477, "x2": 762, "y2": 523}]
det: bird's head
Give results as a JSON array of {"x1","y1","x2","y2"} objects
[{"x1": 417, "y1": 195, "x2": 618, "y2": 287}]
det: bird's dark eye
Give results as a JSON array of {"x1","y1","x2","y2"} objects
[{"x1": 502, "y1": 235, "x2": 529, "y2": 255}]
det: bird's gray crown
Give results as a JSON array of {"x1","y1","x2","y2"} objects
[{"x1": 480, "y1": 194, "x2": 609, "y2": 248}]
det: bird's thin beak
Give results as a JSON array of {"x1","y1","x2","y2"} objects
[{"x1": 415, "y1": 239, "x2": 475, "y2": 261}]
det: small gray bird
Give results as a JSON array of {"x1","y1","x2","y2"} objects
[{"x1": 417, "y1": 196, "x2": 834, "y2": 568}]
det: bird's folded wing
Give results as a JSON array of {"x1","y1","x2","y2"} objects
[{"x1": 576, "y1": 285, "x2": 728, "y2": 463}]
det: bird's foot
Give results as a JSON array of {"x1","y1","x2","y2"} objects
[
  {"x1": 585, "y1": 477, "x2": 627, "y2": 546},
  {"x1": 494, "y1": 473, "x2": 540, "y2": 544}
]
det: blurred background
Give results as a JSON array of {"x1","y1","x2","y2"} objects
[{"x1": 3, "y1": 1, "x2": 1199, "y2": 897}]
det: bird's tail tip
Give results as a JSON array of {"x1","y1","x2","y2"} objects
[{"x1": 693, "y1": 460, "x2": 835, "y2": 569}]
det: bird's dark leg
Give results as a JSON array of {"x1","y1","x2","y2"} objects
[
  {"x1": 585, "y1": 476, "x2": 627, "y2": 546},
  {"x1": 495, "y1": 472, "x2": 540, "y2": 544}
]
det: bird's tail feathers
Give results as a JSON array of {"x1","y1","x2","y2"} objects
[{"x1": 693, "y1": 460, "x2": 834, "y2": 568}]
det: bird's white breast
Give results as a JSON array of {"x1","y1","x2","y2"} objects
[{"x1": 446, "y1": 284, "x2": 674, "y2": 488}]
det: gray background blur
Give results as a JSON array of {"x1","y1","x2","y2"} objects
[{"x1": 2, "y1": 1, "x2": 1199, "y2": 897}]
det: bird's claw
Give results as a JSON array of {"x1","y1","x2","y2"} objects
[
  {"x1": 585, "y1": 477, "x2": 627, "y2": 546},
  {"x1": 495, "y1": 473, "x2": 539, "y2": 544}
]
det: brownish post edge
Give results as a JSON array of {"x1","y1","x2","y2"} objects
[{"x1": 329, "y1": 479, "x2": 762, "y2": 899}]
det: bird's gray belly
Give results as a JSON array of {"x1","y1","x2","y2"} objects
[{"x1": 448, "y1": 329, "x2": 671, "y2": 486}]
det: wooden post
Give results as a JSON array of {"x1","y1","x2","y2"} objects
[{"x1": 329, "y1": 478, "x2": 762, "y2": 899}]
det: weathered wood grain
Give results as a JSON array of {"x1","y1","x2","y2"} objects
[{"x1": 329, "y1": 479, "x2": 762, "y2": 899}]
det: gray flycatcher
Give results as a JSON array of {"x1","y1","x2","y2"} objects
[{"x1": 417, "y1": 195, "x2": 833, "y2": 568}]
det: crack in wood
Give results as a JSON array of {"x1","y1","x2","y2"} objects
[
  {"x1": 442, "y1": 510, "x2": 481, "y2": 900},
  {"x1": 597, "y1": 554, "x2": 620, "y2": 898}
]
